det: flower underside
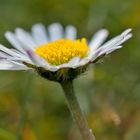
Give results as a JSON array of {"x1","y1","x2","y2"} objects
[{"x1": 35, "y1": 38, "x2": 89, "y2": 65}]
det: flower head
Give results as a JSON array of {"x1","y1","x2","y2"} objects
[
  {"x1": 0, "y1": 23, "x2": 132, "y2": 81},
  {"x1": 35, "y1": 38, "x2": 88, "y2": 65}
]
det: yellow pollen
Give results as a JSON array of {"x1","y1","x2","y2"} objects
[{"x1": 35, "y1": 38, "x2": 89, "y2": 65}]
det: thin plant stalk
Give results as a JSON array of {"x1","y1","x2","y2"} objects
[{"x1": 61, "y1": 80, "x2": 95, "y2": 140}]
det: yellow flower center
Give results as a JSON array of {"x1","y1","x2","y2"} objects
[{"x1": 35, "y1": 38, "x2": 89, "y2": 65}]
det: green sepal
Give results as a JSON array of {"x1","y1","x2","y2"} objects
[{"x1": 36, "y1": 65, "x2": 88, "y2": 82}]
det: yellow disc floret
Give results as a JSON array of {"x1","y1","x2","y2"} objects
[{"x1": 35, "y1": 38, "x2": 89, "y2": 65}]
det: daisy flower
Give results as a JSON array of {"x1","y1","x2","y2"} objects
[
  {"x1": 0, "y1": 23, "x2": 132, "y2": 81},
  {"x1": 0, "y1": 23, "x2": 132, "y2": 140}
]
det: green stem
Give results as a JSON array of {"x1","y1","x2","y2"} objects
[{"x1": 60, "y1": 80, "x2": 95, "y2": 140}]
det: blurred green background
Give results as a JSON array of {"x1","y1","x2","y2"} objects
[{"x1": 0, "y1": 0, "x2": 140, "y2": 140}]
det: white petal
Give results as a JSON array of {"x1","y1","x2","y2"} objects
[
  {"x1": 0, "y1": 44, "x2": 32, "y2": 64},
  {"x1": 0, "y1": 65, "x2": 13, "y2": 70},
  {"x1": 0, "y1": 61, "x2": 12, "y2": 69},
  {"x1": 0, "y1": 44, "x2": 24, "y2": 58},
  {"x1": 90, "y1": 29, "x2": 132, "y2": 61},
  {"x1": 98, "y1": 35, "x2": 132, "y2": 56},
  {"x1": 98, "y1": 46, "x2": 123, "y2": 56},
  {"x1": 45, "y1": 57, "x2": 82, "y2": 71},
  {"x1": 10, "y1": 48, "x2": 26, "y2": 55},
  {"x1": 32, "y1": 23, "x2": 49, "y2": 45},
  {"x1": 48, "y1": 23, "x2": 63, "y2": 41},
  {"x1": 15, "y1": 28, "x2": 37, "y2": 50},
  {"x1": 115, "y1": 33, "x2": 132, "y2": 46},
  {"x1": 43, "y1": 62, "x2": 69, "y2": 72},
  {"x1": 105, "y1": 46, "x2": 123, "y2": 54},
  {"x1": 5, "y1": 32, "x2": 27, "y2": 54},
  {"x1": 121, "y1": 28, "x2": 132, "y2": 36},
  {"x1": 0, "y1": 51, "x2": 12, "y2": 59},
  {"x1": 78, "y1": 58, "x2": 90, "y2": 67},
  {"x1": 44, "y1": 57, "x2": 79, "y2": 71},
  {"x1": 0, "y1": 50, "x2": 32, "y2": 63},
  {"x1": 8, "y1": 66, "x2": 29, "y2": 70},
  {"x1": 90, "y1": 49, "x2": 102, "y2": 62},
  {"x1": 41, "y1": 63, "x2": 59, "y2": 72},
  {"x1": 100, "y1": 29, "x2": 132, "y2": 50},
  {"x1": 0, "y1": 60, "x2": 28, "y2": 70},
  {"x1": 26, "y1": 50, "x2": 47, "y2": 66},
  {"x1": 65, "y1": 25, "x2": 77, "y2": 40},
  {"x1": 7, "y1": 57, "x2": 32, "y2": 65},
  {"x1": 89, "y1": 29, "x2": 109, "y2": 53},
  {"x1": 68, "y1": 56, "x2": 80, "y2": 66},
  {"x1": 11, "y1": 61, "x2": 27, "y2": 67}
]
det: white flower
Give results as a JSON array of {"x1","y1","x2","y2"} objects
[{"x1": 0, "y1": 23, "x2": 132, "y2": 72}]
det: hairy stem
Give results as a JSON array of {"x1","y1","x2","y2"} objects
[{"x1": 60, "y1": 80, "x2": 95, "y2": 140}]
